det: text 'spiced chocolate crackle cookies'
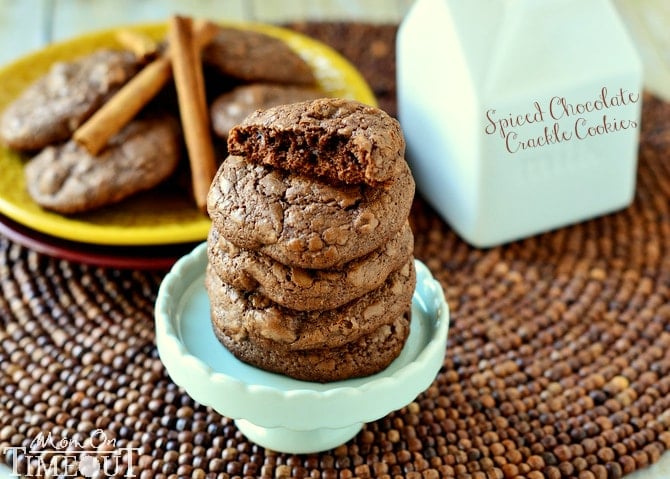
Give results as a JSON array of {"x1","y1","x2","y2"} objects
[{"x1": 206, "y1": 97, "x2": 416, "y2": 382}]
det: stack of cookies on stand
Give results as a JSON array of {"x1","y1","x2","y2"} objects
[{"x1": 205, "y1": 97, "x2": 416, "y2": 382}]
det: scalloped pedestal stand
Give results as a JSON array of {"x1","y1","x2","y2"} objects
[{"x1": 155, "y1": 243, "x2": 450, "y2": 454}]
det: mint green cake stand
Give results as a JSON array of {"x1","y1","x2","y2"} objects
[{"x1": 155, "y1": 243, "x2": 450, "y2": 454}]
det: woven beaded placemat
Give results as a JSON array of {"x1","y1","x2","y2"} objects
[{"x1": 1, "y1": 22, "x2": 670, "y2": 479}]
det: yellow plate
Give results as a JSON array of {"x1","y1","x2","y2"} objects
[{"x1": 0, "y1": 22, "x2": 376, "y2": 246}]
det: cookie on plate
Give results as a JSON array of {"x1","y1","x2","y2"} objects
[
  {"x1": 203, "y1": 27, "x2": 316, "y2": 86},
  {"x1": 227, "y1": 97, "x2": 405, "y2": 187},
  {"x1": 24, "y1": 117, "x2": 181, "y2": 214},
  {"x1": 207, "y1": 155, "x2": 414, "y2": 269},
  {"x1": 0, "y1": 49, "x2": 140, "y2": 151},
  {"x1": 210, "y1": 83, "x2": 323, "y2": 139}
]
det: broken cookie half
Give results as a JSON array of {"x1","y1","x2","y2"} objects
[{"x1": 227, "y1": 97, "x2": 406, "y2": 188}]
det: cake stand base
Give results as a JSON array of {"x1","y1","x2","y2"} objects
[{"x1": 235, "y1": 419, "x2": 363, "y2": 454}]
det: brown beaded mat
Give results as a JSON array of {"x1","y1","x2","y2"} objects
[{"x1": 1, "y1": 22, "x2": 670, "y2": 479}]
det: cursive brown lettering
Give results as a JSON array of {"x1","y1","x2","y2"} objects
[
  {"x1": 485, "y1": 86, "x2": 640, "y2": 155},
  {"x1": 484, "y1": 102, "x2": 545, "y2": 139}
]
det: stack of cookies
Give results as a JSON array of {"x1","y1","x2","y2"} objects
[{"x1": 205, "y1": 98, "x2": 416, "y2": 382}]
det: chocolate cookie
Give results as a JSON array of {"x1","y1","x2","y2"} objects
[
  {"x1": 210, "y1": 83, "x2": 323, "y2": 139},
  {"x1": 0, "y1": 49, "x2": 140, "y2": 151},
  {"x1": 227, "y1": 98, "x2": 405, "y2": 187},
  {"x1": 206, "y1": 259, "x2": 415, "y2": 351},
  {"x1": 207, "y1": 221, "x2": 413, "y2": 311},
  {"x1": 203, "y1": 27, "x2": 316, "y2": 86},
  {"x1": 24, "y1": 117, "x2": 180, "y2": 214},
  {"x1": 207, "y1": 155, "x2": 414, "y2": 269},
  {"x1": 212, "y1": 312, "x2": 410, "y2": 383}
]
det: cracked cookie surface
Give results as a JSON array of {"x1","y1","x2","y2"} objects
[
  {"x1": 206, "y1": 259, "x2": 414, "y2": 351},
  {"x1": 207, "y1": 154, "x2": 414, "y2": 269},
  {"x1": 212, "y1": 311, "x2": 410, "y2": 383},
  {"x1": 207, "y1": 221, "x2": 413, "y2": 311}
]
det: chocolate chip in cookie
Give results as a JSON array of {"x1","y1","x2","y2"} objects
[{"x1": 207, "y1": 155, "x2": 414, "y2": 268}]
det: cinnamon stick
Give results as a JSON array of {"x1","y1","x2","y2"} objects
[
  {"x1": 168, "y1": 15, "x2": 218, "y2": 214},
  {"x1": 116, "y1": 29, "x2": 158, "y2": 60},
  {"x1": 73, "y1": 20, "x2": 218, "y2": 156}
]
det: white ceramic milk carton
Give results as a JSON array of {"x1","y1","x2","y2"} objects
[{"x1": 397, "y1": 0, "x2": 643, "y2": 247}]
